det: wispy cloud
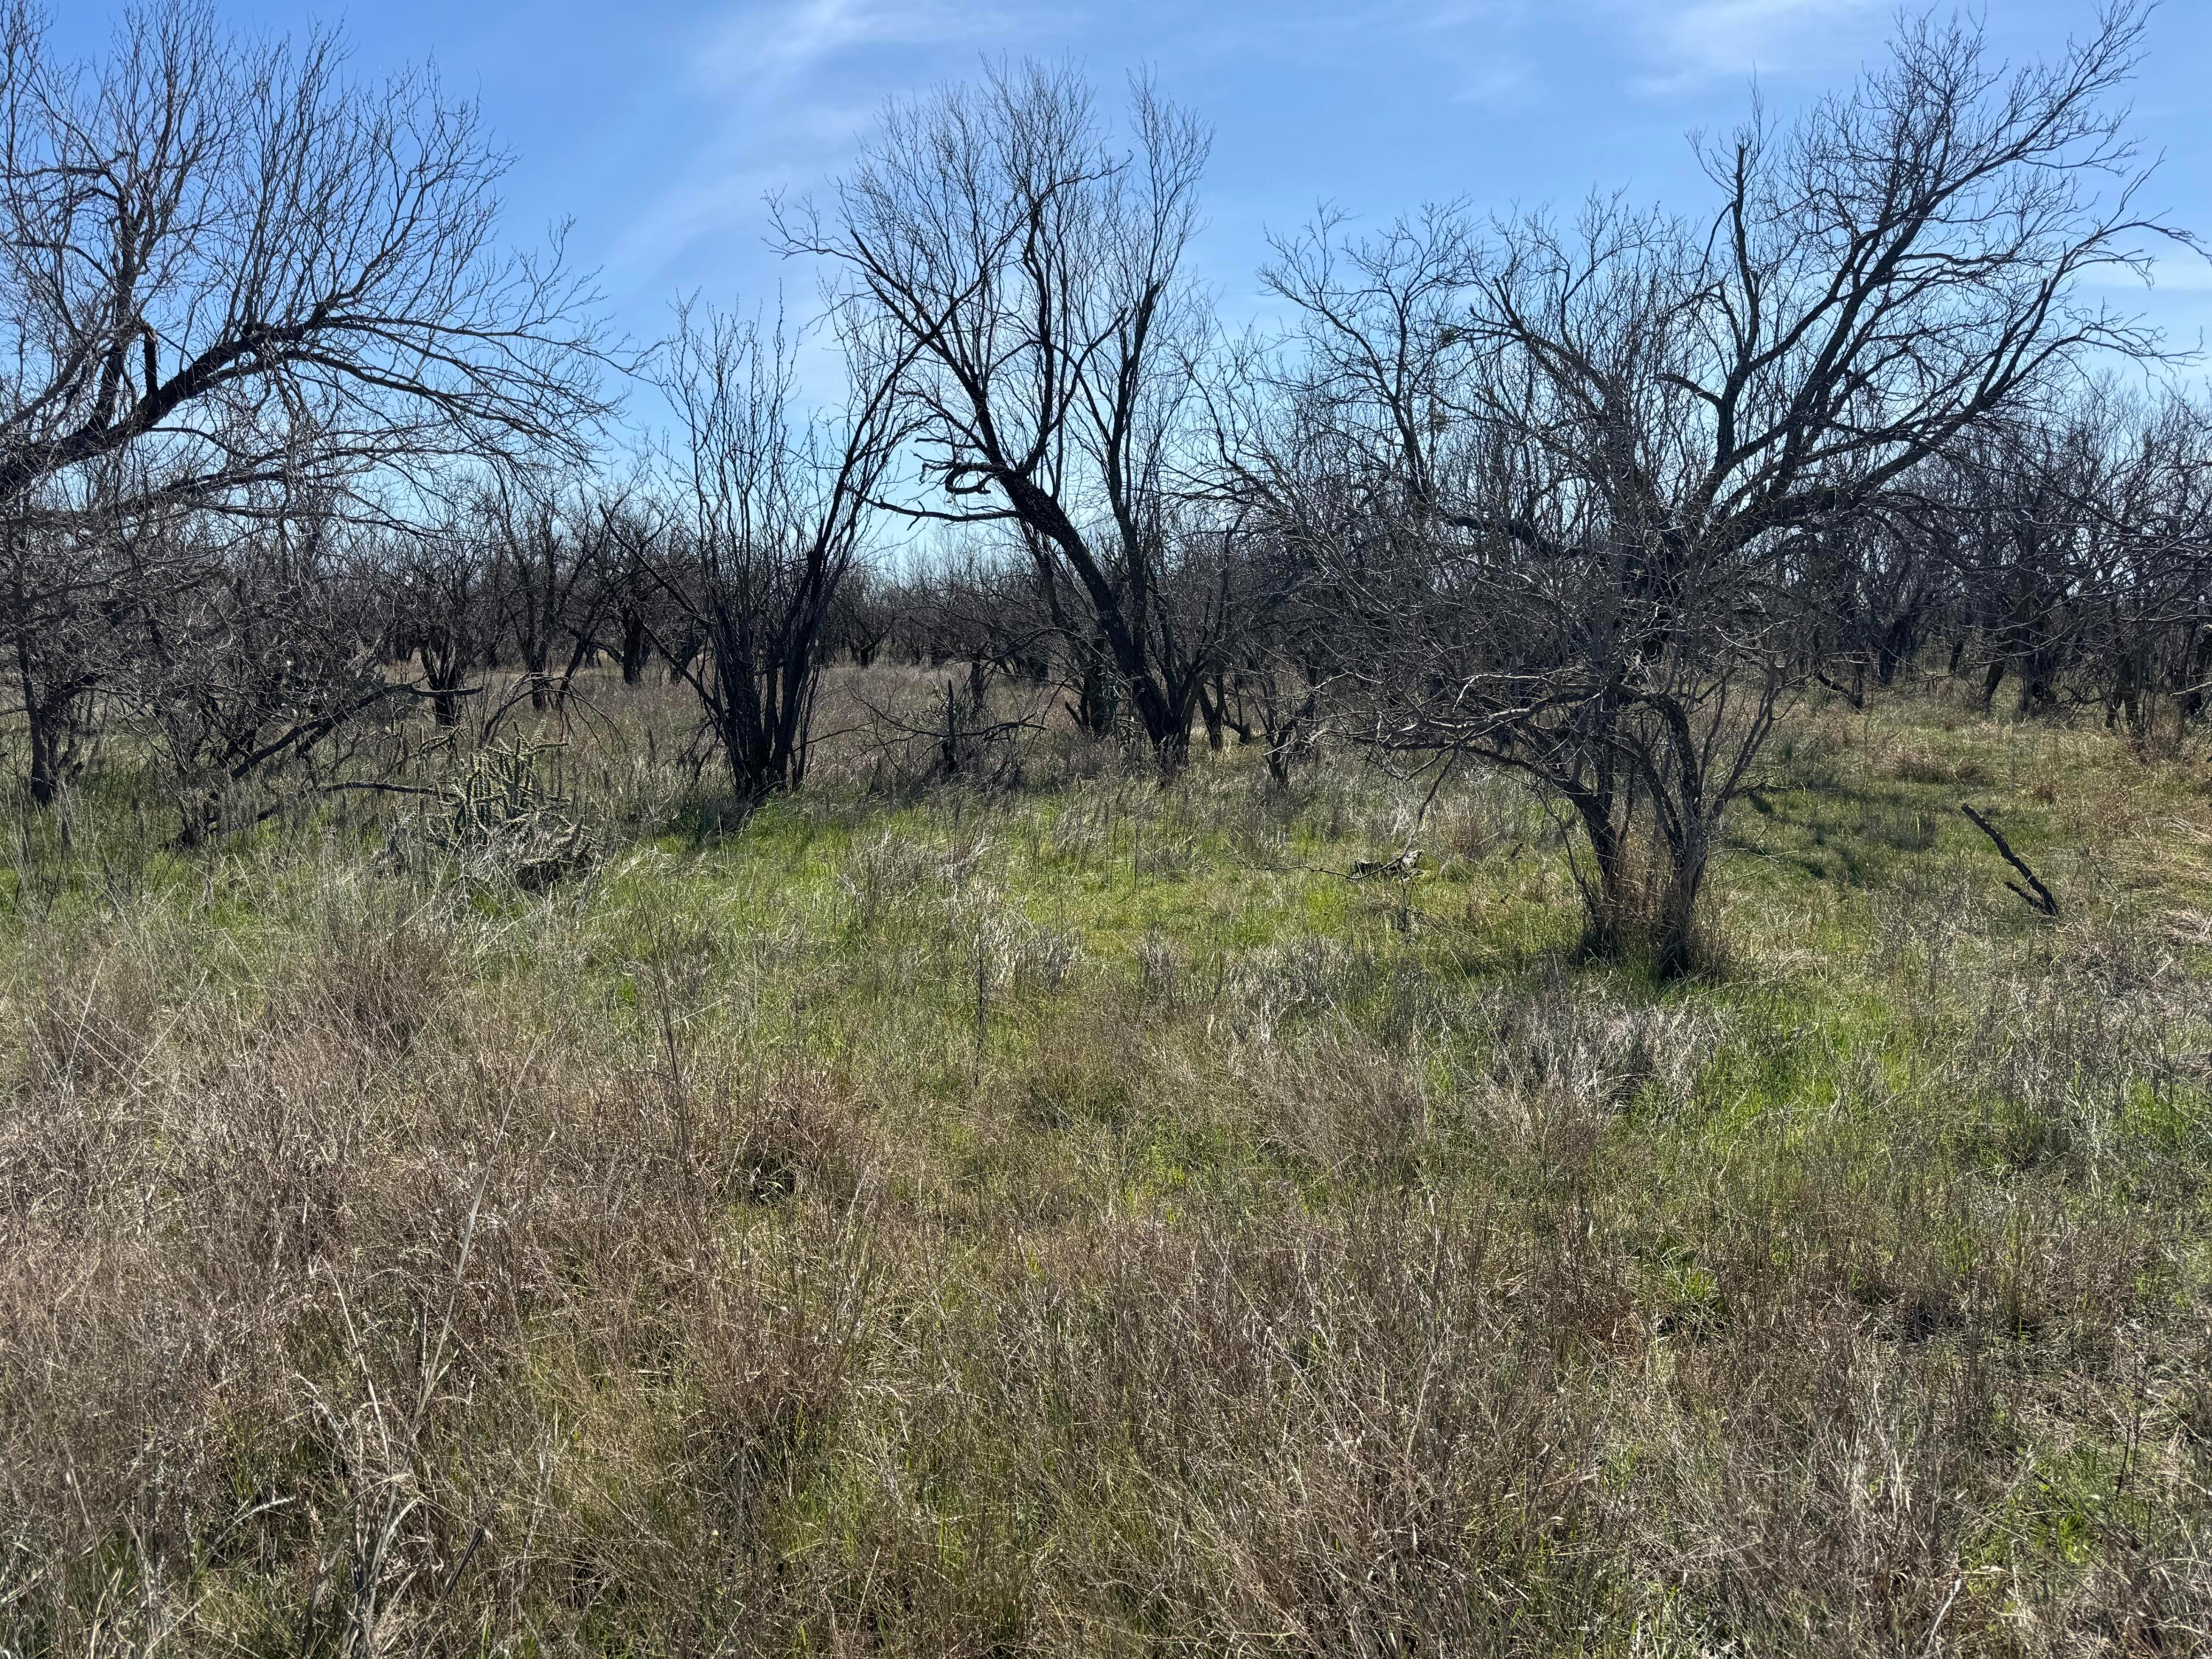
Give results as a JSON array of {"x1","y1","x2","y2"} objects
[
  {"x1": 1453, "y1": 56, "x2": 1534, "y2": 109},
  {"x1": 1629, "y1": 0, "x2": 1885, "y2": 92},
  {"x1": 612, "y1": 0, "x2": 1028, "y2": 296},
  {"x1": 694, "y1": 0, "x2": 1017, "y2": 94},
  {"x1": 1195, "y1": 1, "x2": 1532, "y2": 109},
  {"x1": 602, "y1": 0, "x2": 1920, "y2": 305}
]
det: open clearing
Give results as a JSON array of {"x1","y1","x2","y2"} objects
[{"x1": 5, "y1": 679, "x2": 2211, "y2": 1654}]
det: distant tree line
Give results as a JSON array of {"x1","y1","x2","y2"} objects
[{"x1": 3, "y1": 0, "x2": 2207, "y2": 968}]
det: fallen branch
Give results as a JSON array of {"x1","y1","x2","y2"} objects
[
  {"x1": 1347, "y1": 846, "x2": 1421, "y2": 881},
  {"x1": 1960, "y1": 803, "x2": 2059, "y2": 917}
]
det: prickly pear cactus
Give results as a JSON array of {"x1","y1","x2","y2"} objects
[{"x1": 428, "y1": 740, "x2": 596, "y2": 889}]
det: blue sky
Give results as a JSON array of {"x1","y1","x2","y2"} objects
[{"x1": 51, "y1": 0, "x2": 2212, "y2": 363}]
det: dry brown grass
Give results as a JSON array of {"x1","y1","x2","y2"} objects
[{"x1": 1, "y1": 685, "x2": 2209, "y2": 1655}]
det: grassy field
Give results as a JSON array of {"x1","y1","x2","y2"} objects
[{"x1": 4, "y1": 673, "x2": 2211, "y2": 1655}]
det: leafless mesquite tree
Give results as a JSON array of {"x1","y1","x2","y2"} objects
[
  {"x1": 121, "y1": 487, "x2": 401, "y2": 842},
  {"x1": 0, "y1": 0, "x2": 611, "y2": 799},
  {"x1": 1267, "y1": 3, "x2": 2179, "y2": 971},
  {"x1": 389, "y1": 504, "x2": 497, "y2": 730},
  {"x1": 2099, "y1": 396, "x2": 2212, "y2": 727},
  {"x1": 0, "y1": 0, "x2": 609, "y2": 509},
  {"x1": 1, "y1": 478, "x2": 147, "y2": 801},
  {"x1": 481, "y1": 469, "x2": 624, "y2": 713},
  {"x1": 645, "y1": 302, "x2": 905, "y2": 801},
  {"x1": 1933, "y1": 387, "x2": 2212, "y2": 728},
  {"x1": 779, "y1": 63, "x2": 1229, "y2": 765}
]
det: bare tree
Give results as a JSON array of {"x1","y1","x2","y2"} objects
[
  {"x1": 120, "y1": 486, "x2": 401, "y2": 843},
  {"x1": 645, "y1": 302, "x2": 902, "y2": 801},
  {"x1": 1270, "y1": 3, "x2": 2178, "y2": 971},
  {"x1": 850, "y1": 540, "x2": 1061, "y2": 785},
  {"x1": 2113, "y1": 396, "x2": 2212, "y2": 728},
  {"x1": 389, "y1": 507, "x2": 494, "y2": 728},
  {"x1": 482, "y1": 470, "x2": 620, "y2": 712},
  {"x1": 781, "y1": 63, "x2": 1226, "y2": 764},
  {"x1": 0, "y1": 0, "x2": 608, "y2": 515},
  {"x1": 1, "y1": 495, "x2": 128, "y2": 803},
  {"x1": 824, "y1": 565, "x2": 902, "y2": 669}
]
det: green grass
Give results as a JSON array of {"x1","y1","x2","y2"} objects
[{"x1": 2, "y1": 678, "x2": 2211, "y2": 1653}]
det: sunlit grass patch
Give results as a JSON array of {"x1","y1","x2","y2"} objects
[{"x1": 5, "y1": 688, "x2": 2212, "y2": 1652}]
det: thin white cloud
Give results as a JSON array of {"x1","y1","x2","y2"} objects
[
  {"x1": 611, "y1": 0, "x2": 1902, "y2": 298},
  {"x1": 1453, "y1": 57, "x2": 1534, "y2": 109},
  {"x1": 614, "y1": 0, "x2": 1026, "y2": 293},
  {"x1": 1630, "y1": 0, "x2": 1885, "y2": 91},
  {"x1": 694, "y1": 0, "x2": 1015, "y2": 93}
]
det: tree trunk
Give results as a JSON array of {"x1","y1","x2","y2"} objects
[
  {"x1": 25, "y1": 692, "x2": 72, "y2": 807},
  {"x1": 1566, "y1": 783, "x2": 1630, "y2": 960},
  {"x1": 1197, "y1": 678, "x2": 1225, "y2": 752},
  {"x1": 1655, "y1": 824, "x2": 1712, "y2": 979},
  {"x1": 18, "y1": 635, "x2": 88, "y2": 807},
  {"x1": 1072, "y1": 646, "x2": 1116, "y2": 739}
]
